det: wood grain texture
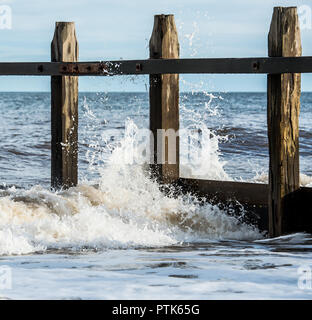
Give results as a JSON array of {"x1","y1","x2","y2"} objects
[
  {"x1": 149, "y1": 15, "x2": 180, "y2": 184},
  {"x1": 51, "y1": 22, "x2": 78, "y2": 189},
  {"x1": 267, "y1": 7, "x2": 302, "y2": 236}
]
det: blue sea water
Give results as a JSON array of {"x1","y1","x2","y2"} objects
[{"x1": 1, "y1": 91, "x2": 312, "y2": 186}]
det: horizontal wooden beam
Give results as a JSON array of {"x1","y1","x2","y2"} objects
[
  {"x1": 0, "y1": 62, "x2": 106, "y2": 76},
  {"x1": 2, "y1": 56, "x2": 312, "y2": 76},
  {"x1": 178, "y1": 178, "x2": 268, "y2": 205},
  {"x1": 177, "y1": 178, "x2": 312, "y2": 233}
]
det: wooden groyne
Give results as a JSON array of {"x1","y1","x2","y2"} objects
[{"x1": 1, "y1": 6, "x2": 312, "y2": 237}]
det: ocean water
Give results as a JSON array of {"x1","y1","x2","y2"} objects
[{"x1": 0, "y1": 91, "x2": 312, "y2": 299}]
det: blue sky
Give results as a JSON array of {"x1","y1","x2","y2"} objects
[{"x1": 1, "y1": 0, "x2": 312, "y2": 91}]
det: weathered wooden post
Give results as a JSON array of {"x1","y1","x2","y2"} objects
[
  {"x1": 149, "y1": 14, "x2": 180, "y2": 184},
  {"x1": 267, "y1": 7, "x2": 302, "y2": 236},
  {"x1": 51, "y1": 22, "x2": 78, "y2": 189}
]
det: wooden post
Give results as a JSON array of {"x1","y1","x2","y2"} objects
[
  {"x1": 149, "y1": 14, "x2": 180, "y2": 184},
  {"x1": 51, "y1": 22, "x2": 78, "y2": 189},
  {"x1": 267, "y1": 7, "x2": 302, "y2": 236}
]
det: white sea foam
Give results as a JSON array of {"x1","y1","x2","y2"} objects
[
  {"x1": 0, "y1": 115, "x2": 263, "y2": 256},
  {"x1": 251, "y1": 171, "x2": 312, "y2": 187},
  {"x1": 2, "y1": 91, "x2": 312, "y2": 256}
]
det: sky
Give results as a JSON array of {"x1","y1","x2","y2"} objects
[{"x1": 1, "y1": 0, "x2": 312, "y2": 92}]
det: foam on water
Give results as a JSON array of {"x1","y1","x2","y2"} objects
[
  {"x1": 251, "y1": 171, "x2": 312, "y2": 187},
  {"x1": 0, "y1": 114, "x2": 263, "y2": 256},
  {"x1": 1, "y1": 92, "x2": 311, "y2": 257},
  {"x1": 179, "y1": 93, "x2": 231, "y2": 181},
  {"x1": 0, "y1": 169, "x2": 262, "y2": 256}
]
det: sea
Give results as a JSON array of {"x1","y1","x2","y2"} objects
[{"x1": 0, "y1": 91, "x2": 312, "y2": 299}]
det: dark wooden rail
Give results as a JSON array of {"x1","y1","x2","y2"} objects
[
  {"x1": 2, "y1": 56, "x2": 312, "y2": 76},
  {"x1": 177, "y1": 179, "x2": 312, "y2": 234}
]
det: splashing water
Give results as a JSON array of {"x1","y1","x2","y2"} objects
[
  {"x1": 2, "y1": 91, "x2": 312, "y2": 258},
  {"x1": 179, "y1": 92, "x2": 230, "y2": 180},
  {"x1": 0, "y1": 94, "x2": 264, "y2": 256},
  {"x1": 1, "y1": 92, "x2": 312, "y2": 299}
]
